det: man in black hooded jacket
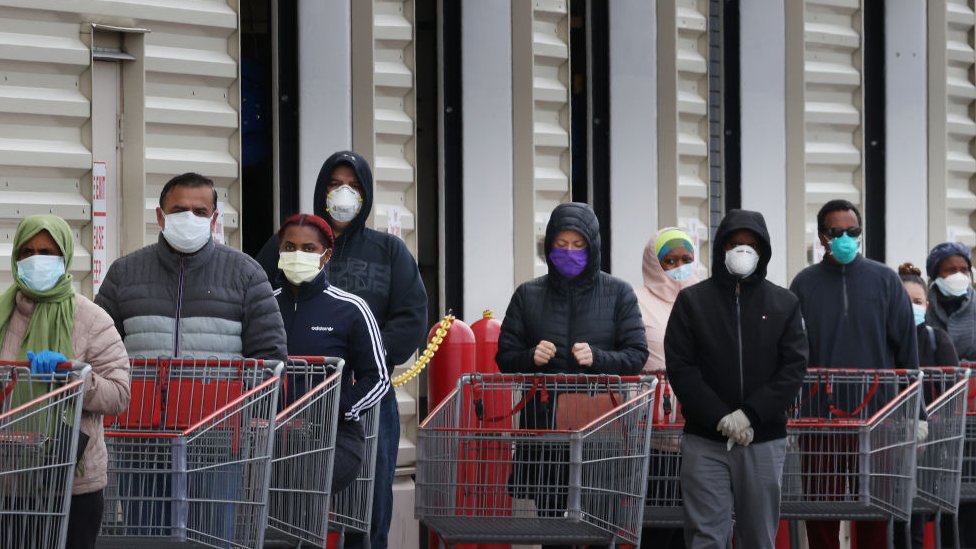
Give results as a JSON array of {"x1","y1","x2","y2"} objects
[
  {"x1": 256, "y1": 151, "x2": 428, "y2": 549},
  {"x1": 665, "y1": 209, "x2": 808, "y2": 549}
]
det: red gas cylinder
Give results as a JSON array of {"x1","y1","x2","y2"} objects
[
  {"x1": 426, "y1": 316, "x2": 475, "y2": 414},
  {"x1": 468, "y1": 310, "x2": 512, "y2": 549}
]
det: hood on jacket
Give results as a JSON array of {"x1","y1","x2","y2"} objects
[
  {"x1": 711, "y1": 209, "x2": 772, "y2": 283},
  {"x1": 544, "y1": 202, "x2": 602, "y2": 281},
  {"x1": 313, "y1": 150, "x2": 375, "y2": 235},
  {"x1": 642, "y1": 227, "x2": 700, "y2": 303}
]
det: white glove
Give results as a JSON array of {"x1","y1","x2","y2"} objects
[
  {"x1": 916, "y1": 420, "x2": 929, "y2": 444},
  {"x1": 717, "y1": 409, "x2": 751, "y2": 439},
  {"x1": 735, "y1": 427, "x2": 754, "y2": 447}
]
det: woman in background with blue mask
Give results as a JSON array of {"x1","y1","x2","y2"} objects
[
  {"x1": 0, "y1": 214, "x2": 130, "y2": 549},
  {"x1": 635, "y1": 229, "x2": 698, "y2": 548},
  {"x1": 894, "y1": 262, "x2": 957, "y2": 549}
]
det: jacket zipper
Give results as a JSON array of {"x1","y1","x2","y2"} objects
[
  {"x1": 567, "y1": 283, "x2": 575, "y2": 367},
  {"x1": 842, "y1": 265, "x2": 848, "y2": 317},
  {"x1": 173, "y1": 256, "x2": 185, "y2": 355},
  {"x1": 735, "y1": 282, "x2": 744, "y2": 401}
]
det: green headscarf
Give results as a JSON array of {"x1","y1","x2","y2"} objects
[{"x1": 0, "y1": 215, "x2": 76, "y2": 360}]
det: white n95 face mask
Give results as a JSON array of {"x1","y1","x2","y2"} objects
[
  {"x1": 935, "y1": 271, "x2": 972, "y2": 297},
  {"x1": 326, "y1": 185, "x2": 363, "y2": 223},
  {"x1": 278, "y1": 251, "x2": 326, "y2": 285},
  {"x1": 162, "y1": 211, "x2": 213, "y2": 253},
  {"x1": 725, "y1": 245, "x2": 759, "y2": 278}
]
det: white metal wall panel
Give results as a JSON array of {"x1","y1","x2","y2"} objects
[
  {"x1": 658, "y1": 0, "x2": 711, "y2": 270},
  {"x1": 0, "y1": 7, "x2": 93, "y2": 292},
  {"x1": 0, "y1": 1, "x2": 242, "y2": 295},
  {"x1": 513, "y1": 0, "x2": 571, "y2": 283},
  {"x1": 143, "y1": 16, "x2": 240, "y2": 248},
  {"x1": 930, "y1": 0, "x2": 976, "y2": 248},
  {"x1": 787, "y1": 0, "x2": 864, "y2": 276}
]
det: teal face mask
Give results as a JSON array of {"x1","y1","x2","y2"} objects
[{"x1": 829, "y1": 234, "x2": 859, "y2": 265}]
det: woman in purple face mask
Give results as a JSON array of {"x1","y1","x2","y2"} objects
[{"x1": 495, "y1": 202, "x2": 649, "y2": 549}]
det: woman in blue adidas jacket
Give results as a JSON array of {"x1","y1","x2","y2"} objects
[{"x1": 274, "y1": 213, "x2": 390, "y2": 492}]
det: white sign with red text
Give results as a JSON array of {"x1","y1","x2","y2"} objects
[
  {"x1": 387, "y1": 206, "x2": 402, "y2": 239},
  {"x1": 92, "y1": 162, "x2": 107, "y2": 294},
  {"x1": 212, "y1": 201, "x2": 226, "y2": 245}
]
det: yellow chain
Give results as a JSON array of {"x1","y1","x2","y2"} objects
[{"x1": 391, "y1": 314, "x2": 456, "y2": 388}]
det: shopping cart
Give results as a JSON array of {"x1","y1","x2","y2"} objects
[
  {"x1": 914, "y1": 367, "x2": 969, "y2": 548},
  {"x1": 643, "y1": 371, "x2": 684, "y2": 528},
  {"x1": 328, "y1": 396, "x2": 381, "y2": 548},
  {"x1": 0, "y1": 361, "x2": 90, "y2": 549},
  {"x1": 781, "y1": 368, "x2": 922, "y2": 548},
  {"x1": 417, "y1": 373, "x2": 656, "y2": 548},
  {"x1": 266, "y1": 356, "x2": 344, "y2": 548},
  {"x1": 99, "y1": 357, "x2": 283, "y2": 549}
]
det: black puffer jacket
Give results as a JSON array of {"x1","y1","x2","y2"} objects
[
  {"x1": 665, "y1": 209, "x2": 808, "y2": 444},
  {"x1": 496, "y1": 202, "x2": 648, "y2": 375}
]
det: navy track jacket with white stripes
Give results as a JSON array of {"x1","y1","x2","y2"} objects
[{"x1": 275, "y1": 269, "x2": 390, "y2": 421}]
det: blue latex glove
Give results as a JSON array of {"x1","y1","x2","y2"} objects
[{"x1": 27, "y1": 350, "x2": 68, "y2": 375}]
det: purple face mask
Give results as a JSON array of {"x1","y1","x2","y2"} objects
[{"x1": 549, "y1": 247, "x2": 588, "y2": 279}]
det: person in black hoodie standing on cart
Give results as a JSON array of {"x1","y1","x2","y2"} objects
[
  {"x1": 256, "y1": 151, "x2": 428, "y2": 549},
  {"x1": 665, "y1": 209, "x2": 808, "y2": 549}
]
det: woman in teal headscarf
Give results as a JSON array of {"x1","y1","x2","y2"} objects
[{"x1": 0, "y1": 215, "x2": 130, "y2": 549}]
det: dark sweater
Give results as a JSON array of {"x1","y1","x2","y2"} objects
[{"x1": 790, "y1": 255, "x2": 919, "y2": 370}]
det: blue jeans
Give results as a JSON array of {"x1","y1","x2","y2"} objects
[{"x1": 346, "y1": 392, "x2": 399, "y2": 549}]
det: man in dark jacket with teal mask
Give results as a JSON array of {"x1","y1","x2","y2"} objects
[
  {"x1": 665, "y1": 209, "x2": 808, "y2": 549},
  {"x1": 256, "y1": 151, "x2": 428, "y2": 549},
  {"x1": 789, "y1": 199, "x2": 919, "y2": 549}
]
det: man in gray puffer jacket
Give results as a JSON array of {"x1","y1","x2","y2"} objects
[
  {"x1": 95, "y1": 172, "x2": 287, "y2": 361},
  {"x1": 94, "y1": 173, "x2": 286, "y2": 544}
]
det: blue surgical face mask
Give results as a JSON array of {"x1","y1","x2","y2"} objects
[
  {"x1": 17, "y1": 255, "x2": 66, "y2": 293},
  {"x1": 912, "y1": 304, "x2": 926, "y2": 327},
  {"x1": 829, "y1": 233, "x2": 859, "y2": 265},
  {"x1": 664, "y1": 263, "x2": 695, "y2": 282},
  {"x1": 549, "y1": 247, "x2": 588, "y2": 279}
]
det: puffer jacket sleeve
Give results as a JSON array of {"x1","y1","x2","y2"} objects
[
  {"x1": 589, "y1": 281, "x2": 648, "y2": 375},
  {"x1": 665, "y1": 290, "x2": 732, "y2": 431},
  {"x1": 741, "y1": 296, "x2": 808, "y2": 427},
  {"x1": 241, "y1": 264, "x2": 288, "y2": 362},
  {"x1": 80, "y1": 301, "x2": 131, "y2": 416},
  {"x1": 496, "y1": 285, "x2": 537, "y2": 373}
]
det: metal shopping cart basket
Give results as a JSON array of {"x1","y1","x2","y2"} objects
[
  {"x1": 99, "y1": 357, "x2": 283, "y2": 549},
  {"x1": 416, "y1": 373, "x2": 656, "y2": 548},
  {"x1": 914, "y1": 367, "x2": 969, "y2": 547},
  {"x1": 781, "y1": 368, "x2": 922, "y2": 546},
  {"x1": 266, "y1": 357, "x2": 344, "y2": 548},
  {"x1": 643, "y1": 371, "x2": 684, "y2": 528},
  {"x1": 328, "y1": 395, "x2": 380, "y2": 548},
  {"x1": 0, "y1": 362, "x2": 90, "y2": 549}
]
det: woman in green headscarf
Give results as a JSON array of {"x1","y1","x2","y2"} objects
[{"x1": 0, "y1": 214, "x2": 130, "y2": 549}]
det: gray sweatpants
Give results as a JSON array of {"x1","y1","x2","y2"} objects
[{"x1": 680, "y1": 434, "x2": 786, "y2": 549}]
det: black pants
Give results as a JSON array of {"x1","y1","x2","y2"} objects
[{"x1": 66, "y1": 490, "x2": 104, "y2": 549}]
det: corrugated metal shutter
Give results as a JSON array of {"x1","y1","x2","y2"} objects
[
  {"x1": 512, "y1": 0, "x2": 572, "y2": 282},
  {"x1": 0, "y1": 8, "x2": 93, "y2": 291},
  {"x1": 787, "y1": 0, "x2": 864, "y2": 275},
  {"x1": 351, "y1": 0, "x2": 420, "y2": 468},
  {"x1": 143, "y1": 12, "x2": 241, "y2": 248},
  {"x1": 929, "y1": 0, "x2": 976, "y2": 248},
  {"x1": 0, "y1": 2, "x2": 241, "y2": 295},
  {"x1": 658, "y1": 0, "x2": 711, "y2": 270}
]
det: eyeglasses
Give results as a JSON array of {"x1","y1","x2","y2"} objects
[{"x1": 823, "y1": 227, "x2": 862, "y2": 239}]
